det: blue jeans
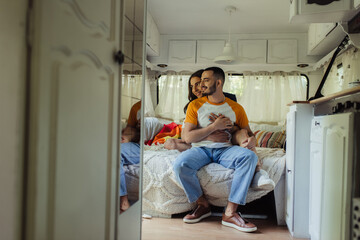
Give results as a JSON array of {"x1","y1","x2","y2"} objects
[
  {"x1": 173, "y1": 146, "x2": 257, "y2": 205},
  {"x1": 120, "y1": 142, "x2": 140, "y2": 196}
]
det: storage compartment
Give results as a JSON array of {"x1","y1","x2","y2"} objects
[
  {"x1": 290, "y1": 0, "x2": 358, "y2": 23},
  {"x1": 168, "y1": 40, "x2": 196, "y2": 64},
  {"x1": 307, "y1": 23, "x2": 347, "y2": 56},
  {"x1": 237, "y1": 39, "x2": 267, "y2": 63},
  {"x1": 267, "y1": 39, "x2": 297, "y2": 64}
]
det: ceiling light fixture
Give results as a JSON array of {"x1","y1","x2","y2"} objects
[{"x1": 214, "y1": 6, "x2": 240, "y2": 65}]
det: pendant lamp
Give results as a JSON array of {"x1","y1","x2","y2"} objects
[{"x1": 214, "y1": 6, "x2": 240, "y2": 64}]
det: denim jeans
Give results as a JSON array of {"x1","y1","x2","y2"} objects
[
  {"x1": 173, "y1": 146, "x2": 257, "y2": 205},
  {"x1": 120, "y1": 142, "x2": 140, "y2": 196}
]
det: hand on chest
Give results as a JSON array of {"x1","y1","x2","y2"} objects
[{"x1": 197, "y1": 104, "x2": 236, "y2": 128}]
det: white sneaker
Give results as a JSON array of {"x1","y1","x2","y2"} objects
[{"x1": 251, "y1": 169, "x2": 275, "y2": 191}]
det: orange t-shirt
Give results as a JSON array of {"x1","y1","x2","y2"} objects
[
  {"x1": 127, "y1": 101, "x2": 141, "y2": 128},
  {"x1": 185, "y1": 96, "x2": 249, "y2": 148}
]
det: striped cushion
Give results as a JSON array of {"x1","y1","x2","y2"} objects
[{"x1": 254, "y1": 130, "x2": 286, "y2": 148}]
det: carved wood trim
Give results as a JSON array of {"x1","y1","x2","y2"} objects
[{"x1": 61, "y1": 0, "x2": 113, "y2": 39}]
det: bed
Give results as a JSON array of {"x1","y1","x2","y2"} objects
[{"x1": 124, "y1": 118, "x2": 287, "y2": 225}]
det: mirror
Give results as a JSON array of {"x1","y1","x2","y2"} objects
[{"x1": 119, "y1": 0, "x2": 144, "y2": 214}]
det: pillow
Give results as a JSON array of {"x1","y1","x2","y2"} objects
[
  {"x1": 143, "y1": 117, "x2": 164, "y2": 141},
  {"x1": 254, "y1": 130, "x2": 286, "y2": 148}
]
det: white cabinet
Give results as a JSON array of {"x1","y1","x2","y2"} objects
[
  {"x1": 285, "y1": 103, "x2": 312, "y2": 238},
  {"x1": 307, "y1": 23, "x2": 346, "y2": 56},
  {"x1": 146, "y1": 12, "x2": 160, "y2": 56},
  {"x1": 267, "y1": 39, "x2": 297, "y2": 64},
  {"x1": 196, "y1": 40, "x2": 225, "y2": 63},
  {"x1": 237, "y1": 40, "x2": 267, "y2": 63},
  {"x1": 290, "y1": 0, "x2": 358, "y2": 23},
  {"x1": 168, "y1": 40, "x2": 196, "y2": 64},
  {"x1": 355, "y1": 0, "x2": 360, "y2": 8},
  {"x1": 319, "y1": 113, "x2": 353, "y2": 240},
  {"x1": 309, "y1": 112, "x2": 354, "y2": 240},
  {"x1": 308, "y1": 23, "x2": 335, "y2": 54},
  {"x1": 309, "y1": 116, "x2": 324, "y2": 240}
]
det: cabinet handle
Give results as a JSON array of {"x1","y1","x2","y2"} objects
[
  {"x1": 287, "y1": 169, "x2": 292, "y2": 173},
  {"x1": 114, "y1": 50, "x2": 124, "y2": 65},
  {"x1": 315, "y1": 121, "x2": 320, "y2": 126}
]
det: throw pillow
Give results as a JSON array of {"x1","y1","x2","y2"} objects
[{"x1": 254, "y1": 130, "x2": 286, "y2": 148}]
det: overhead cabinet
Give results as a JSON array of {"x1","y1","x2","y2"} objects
[
  {"x1": 168, "y1": 40, "x2": 196, "y2": 64},
  {"x1": 196, "y1": 40, "x2": 225, "y2": 63},
  {"x1": 237, "y1": 40, "x2": 267, "y2": 63},
  {"x1": 267, "y1": 39, "x2": 297, "y2": 64},
  {"x1": 290, "y1": 0, "x2": 358, "y2": 23},
  {"x1": 307, "y1": 23, "x2": 346, "y2": 56},
  {"x1": 167, "y1": 39, "x2": 297, "y2": 65}
]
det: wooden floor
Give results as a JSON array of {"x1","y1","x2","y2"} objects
[{"x1": 141, "y1": 215, "x2": 306, "y2": 240}]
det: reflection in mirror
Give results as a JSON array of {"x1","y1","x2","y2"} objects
[
  {"x1": 123, "y1": 17, "x2": 134, "y2": 64},
  {"x1": 119, "y1": 64, "x2": 142, "y2": 213},
  {"x1": 119, "y1": 0, "x2": 144, "y2": 214}
]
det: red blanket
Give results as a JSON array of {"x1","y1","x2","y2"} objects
[{"x1": 145, "y1": 122, "x2": 182, "y2": 146}]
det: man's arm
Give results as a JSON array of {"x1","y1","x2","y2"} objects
[
  {"x1": 238, "y1": 125, "x2": 257, "y2": 149},
  {"x1": 182, "y1": 115, "x2": 233, "y2": 144}
]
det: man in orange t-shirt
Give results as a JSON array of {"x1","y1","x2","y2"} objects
[{"x1": 173, "y1": 67, "x2": 258, "y2": 233}]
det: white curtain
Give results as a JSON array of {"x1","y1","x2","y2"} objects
[
  {"x1": 121, "y1": 74, "x2": 141, "y2": 120},
  {"x1": 144, "y1": 71, "x2": 156, "y2": 117},
  {"x1": 155, "y1": 73, "x2": 189, "y2": 122},
  {"x1": 239, "y1": 72, "x2": 306, "y2": 123},
  {"x1": 121, "y1": 73, "x2": 155, "y2": 120}
]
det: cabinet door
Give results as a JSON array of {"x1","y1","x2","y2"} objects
[
  {"x1": 309, "y1": 117, "x2": 324, "y2": 240},
  {"x1": 285, "y1": 111, "x2": 296, "y2": 232},
  {"x1": 267, "y1": 39, "x2": 297, "y2": 64},
  {"x1": 168, "y1": 40, "x2": 196, "y2": 64},
  {"x1": 320, "y1": 113, "x2": 353, "y2": 240},
  {"x1": 196, "y1": 40, "x2": 225, "y2": 63},
  {"x1": 27, "y1": 0, "x2": 122, "y2": 239},
  {"x1": 300, "y1": 0, "x2": 352, "y2": 14},
  {"x1": 308, "y1": 23, "x2": 336, "y2": 54},
  {"x1": 237, "y1": 40, "x2": 267, "y2": 63},
  {"x1": 290, "y1": 0, "x2": 357, "y2": 23}
]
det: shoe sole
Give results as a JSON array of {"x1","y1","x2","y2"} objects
[
  {"x1": 183, "y1": 212, "x2": 212, "y2": 224},
  {"x1": 221, "y1": 220, "x2": 257, "y2": 232}
]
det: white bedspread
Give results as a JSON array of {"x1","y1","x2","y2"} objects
[{"x1": 130, "y1": 145, "x2": 286, "y2": 217}]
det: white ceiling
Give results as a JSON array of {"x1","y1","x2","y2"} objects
[{"x1": 147, "y1": 0, "x2": 310, "y2": 35}]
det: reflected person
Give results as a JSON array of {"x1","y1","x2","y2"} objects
[{"x1": 120, "y1": 101, "x2": 141, "y2": 213}]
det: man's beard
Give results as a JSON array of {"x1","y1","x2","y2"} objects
[{"x1": 202, "y1": 83, "x2": 216, "y2": 96}]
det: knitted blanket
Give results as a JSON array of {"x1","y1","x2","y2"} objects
[{"x1": 125, "y1": 146, "x2": 286, "y2": 217}]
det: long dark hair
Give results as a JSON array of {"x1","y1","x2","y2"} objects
[{"x1": 183, "y1": 69, "x2": 204, "y2": 113}]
